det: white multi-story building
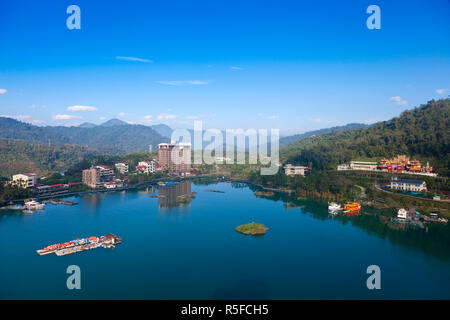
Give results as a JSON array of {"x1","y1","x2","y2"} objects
[
  {"x1": 390, "y1": 178, "x2": 427, "y2": 192},
  {"x1": 337, "y1": 161, "x2": 378, "y2": 171},
  {"x1": 115, "y1": 162, "x2": 129, "y2": 174},
  {"x1": 12, "y1": 173, "x2": 37, "y2": 188},
  {"x1": 137, "y1": 161, "x2": 156, "y2": 174}
]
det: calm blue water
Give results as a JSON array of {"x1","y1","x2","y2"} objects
[{"x1": 0, "y1": 180, "x2": 449, "y2": 299}]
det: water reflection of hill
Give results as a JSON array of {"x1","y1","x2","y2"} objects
[{"x1": 238, "y1": 182, "x2": 450, "y2": 260}]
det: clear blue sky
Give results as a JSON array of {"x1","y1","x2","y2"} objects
[{"x1": 0, "y1": 0, "x2": 449, "y2": 135}]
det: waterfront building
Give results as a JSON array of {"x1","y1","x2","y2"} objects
[
  {"x1": 158, "y1": 142, "x2": 191, "y2": 175},
  {"x1": 115, "y1": 162, "x2": 129, "y2": 174},
  {"x1": 284, "y1": 164, "x2": 308, "y2": 176},
  {"x1": 82, "y1": 168, "x2": 101, "y2": 188},
  {"x1": 390, "y1": 178, "x2": 427, "y2": 192},
  {"x1": 12, "y1": 173, "x2": 37, "y2": 188}
]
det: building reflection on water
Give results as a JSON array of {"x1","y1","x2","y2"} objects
[
  {"x1": 81, "y1": 193, "x2": 102, "y2": 211},
  {"x1": 158, "y1": 181, "x2": 192, "y2": 208}
]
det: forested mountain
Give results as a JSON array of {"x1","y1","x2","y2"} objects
[
  {"x1": 279, "y1": 123, "x2": 370, "y2": 146},
  {"x1": 0, "y1": 139, "x2": 120, "y2": 177},
  {"x1": 282, "y1": 99, "x2": 450, "y2": 176},
  {"x1": 0, "y1": 117, "x2": 170, "y2": 153}
]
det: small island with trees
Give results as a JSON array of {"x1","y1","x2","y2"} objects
[{"x1": 235, "y1": 222, "x2": 269, "y2": 236}]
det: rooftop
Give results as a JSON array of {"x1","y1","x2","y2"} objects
[{"x1": 392, "y1": 179, "x2": 425, "y2": 185}]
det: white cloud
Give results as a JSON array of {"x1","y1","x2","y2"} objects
[
  {"x1": 52, "y1": 114, "x2": 82, "y2": 120},
  {"x1": 157, "y1": 80, "x2": 210, "y2": 86},
  {"x1": 269, "y1": 115, "x2": 280, "y2": 119},
  {"x1": 389, "y1": 96, "x2": 408, "y2": 106},
  {"x1": 99, "y1": 116, "x2": 107, "y2": 121},
  {"x1": 436, "y1": 88, "x2": 448, "y2": 95},
  {"x1": 118, "y1": 112, "x2": 127, "y2": 117},
  {"x1": 186, "y1": 115, "x2": 200, "y2": 120},
  {"x1": 116, "y1": 56, "x2": 153, "y2": 63},
  {"x1": 142, "y1": 115, "x2": 154, "y2": 123},
  {"x1": 230, "y1": 66, "x2": 242, "y2": 70},
  {"x1": 67, "y1": 105, "x2": 97, "y2": 112},
  {"x1": 31, "y1": 119, "x2": 45, "y2": 125},
  {"x1": 157, "y1": 113, "x2": 176, "y2": 120},
  {"x1": 0, "y1": 88, "x2": 7, "y2": 95}
]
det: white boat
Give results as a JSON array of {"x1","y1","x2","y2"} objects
[
  {"x1": 397, "y1": 208, "x2": 408, "y2": 219},
  {"x1": 24, "y1": 201, "x2": 45, "y2": 210},
  {"x1": 328, "y1": 202, "x2": 342, "y2": 212}
]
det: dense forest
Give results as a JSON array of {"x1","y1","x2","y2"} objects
[
  {"x1": 0, "y1": 139, "x2": 120, "y2": 177},
  {"x1": 281, "y1": 98, "x2": 450, "y2": 176}
]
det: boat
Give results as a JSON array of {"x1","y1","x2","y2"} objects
[
  {"x1": 397, "y1": 208, "x2": 408, "y2": 219},
  {"x1": 328, "y1": 202, "x2": 342, "y2": 212},
  {"x1": 24, "y1": 201, "x2": 45, "y2": 210},
  {"x1": 343, "y1": 202, "x2": 361, "y2": 214}
]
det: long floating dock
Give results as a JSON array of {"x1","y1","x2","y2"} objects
[{"x1": 37, "y1": 234, "x2": 122, "y2": 256}]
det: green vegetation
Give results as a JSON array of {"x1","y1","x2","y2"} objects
[
  {"x1": 0, "y1": 180, "x2": 30, "y2": 203},
  {"x1": 0, "y1": 139, "x2": 119, "y2": 177},
  {"x1": 235, "y1": 222, "x2": 269, "y2": 235},
  {"x1": 282, "y1": 99, "x2": 450, "y2": 176},
  {"x1": 279, "y1": 123, "x2": 369, "y2": 146}
]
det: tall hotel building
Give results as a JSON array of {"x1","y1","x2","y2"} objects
[{"x1": 158, "y1": 142, "x2": 191, "y2": 175}]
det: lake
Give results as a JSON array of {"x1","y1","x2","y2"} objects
[{"x1": 1, "y1": 180, "x2": 449, "y2": 299}]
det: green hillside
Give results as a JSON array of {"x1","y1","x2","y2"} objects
[
  {"x1": 0, "y1": 139, "x2": 120, "y2": 177},
  {"x1": 0, "y1": 117, "x2": 170, "y2": 153},
  {"x1": 282, "y1": 99, "x2": 450, "y2": 176}
]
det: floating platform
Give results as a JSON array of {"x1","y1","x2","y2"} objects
[{"x1": 37, "y1": 234, "x2": 122, "y2": 256}]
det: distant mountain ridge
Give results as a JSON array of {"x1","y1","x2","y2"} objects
[
  {"x1": 0, "y1": 117, "x2": 170, "y2": 153},
  {"x1": 78, "y1": 119, "x2": 173, "y2": 138},
  {"x1": 279, "y1": 123, "x2": 370, "y2": 146}
]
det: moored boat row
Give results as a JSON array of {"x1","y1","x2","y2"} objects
[{"x1": 37, "y1": 234, "x2": 122, "y2": 256}]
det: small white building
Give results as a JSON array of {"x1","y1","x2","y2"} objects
[
  {"x1": 115, "y1": 162, "x2": 129, "y2": 174},
  {"x1": 284, "y1": 164, "x2": 308, "y2": 176},
  {"x1": 12, "y1": 173, "x2": 37, "y2": 188}
]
